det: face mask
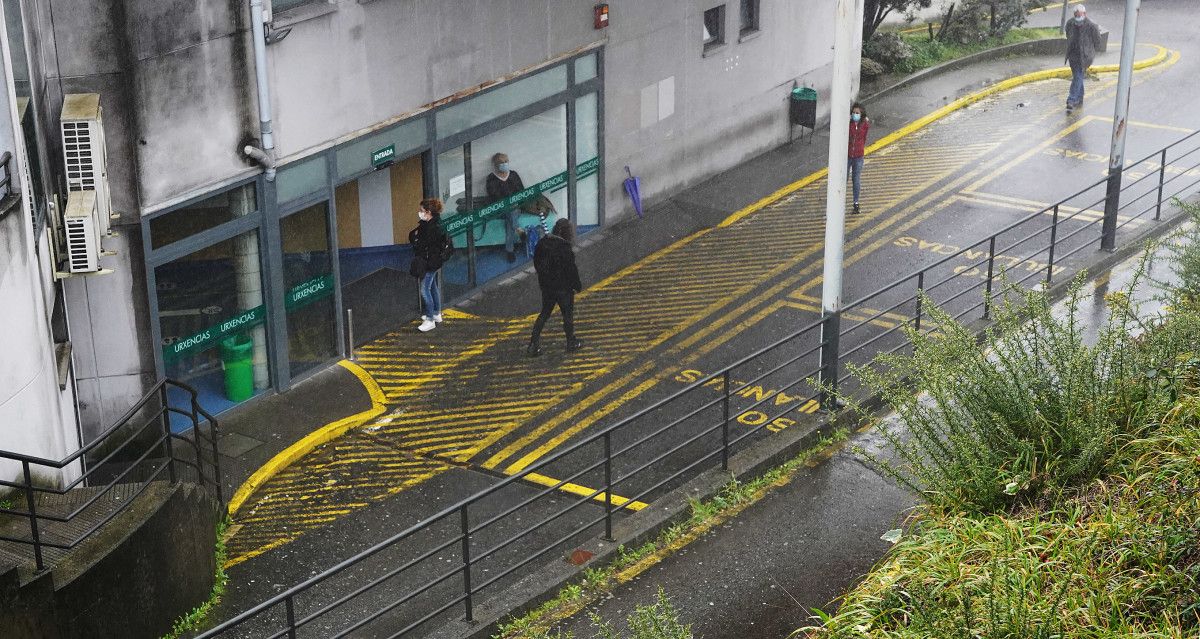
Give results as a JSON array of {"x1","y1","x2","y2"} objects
[
  {"x1": 851, "y1": 113, "x2": 862, "y2": 122},
  {"x1": 1074, "y1": 15, "x2": 1085, "y2": 22},
  {"x1": 498, "y1": 163, "x2": 510, "y2": 173}
]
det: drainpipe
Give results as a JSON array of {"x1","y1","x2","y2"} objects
[{"x1": 245, "y1": 0, "x2": 276, "y2": 181}]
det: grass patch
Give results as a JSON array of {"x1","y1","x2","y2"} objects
[
  {"x1": 492, "y1": 429, "x2": 849, "y2": 639},
  {"x1": 161, "y1": 517, "x2": 230, "y2": 639},
  {"x1": 894, "y1": 27, "x2": 1060, "y2": 74}
]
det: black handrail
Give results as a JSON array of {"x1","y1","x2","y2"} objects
[
  {"x1": 196, "y1": 130, "x2": 1200, "y2": 639},
  {"x1": 0, "y1": 378, "x2": 222, "y2": 571}
]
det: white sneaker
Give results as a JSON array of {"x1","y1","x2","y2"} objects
[
  {"x1": 418, "y1": 319, "x2": 436, "y2": 332},
  {"x1": 421, "y1": 315, "x2": 431, "y2": 322},
  {"x1": 433, "y1": 314, "x2": 443, "y2": 323}
]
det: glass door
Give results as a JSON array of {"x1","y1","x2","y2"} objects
[
  {"x1": 281, "y1": 202, "x2": 338, "y2": 377},
  {"x1": 437, "y1": 145, "x2": 473, "y2": 300}
]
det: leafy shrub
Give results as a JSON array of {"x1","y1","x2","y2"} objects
[
  {"x1": 860, "y1": 56, "x2": 887, "y2": 79},
  {"x1": 864, "y1": 32, "x2": 915, "y2": 69},
  {"x1": 848, "y1": 268, "x2": 1178, "y2": 514},
  {"x1": 938, "y1": 0, "x2": 1031, "y2": 44}
]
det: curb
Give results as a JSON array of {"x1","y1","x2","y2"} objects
[
  {"x1": 224, "y1": 360, "x2": 387, "y2": 517},
  {"x1": 864, "y1": 36, "x2": 1066, "y2": 104},
  {"x1": 715, "y1": 43, "x2": 1171, "y2": 230}
]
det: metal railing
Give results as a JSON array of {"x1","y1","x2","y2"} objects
[
  {"x1": 197, "y1": 129, "x2": 1200, "y2": 639},
  {"x1": 0, "y1": 379, "x2": 222, "y2": 572}
]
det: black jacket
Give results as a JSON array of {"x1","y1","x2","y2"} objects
[
  {"x1": 408, "y1": 219, "x2": 450, "y2": 271},
  {"x1": 486, "y1": 171, "x2": 525, "y2": 204},
  {"x1": 533, "y1": 234, "x2": 582, "y2": 293}
]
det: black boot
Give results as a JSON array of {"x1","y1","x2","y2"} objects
[
  {"x1": 565, "y1": 339, "x2": 583, "y2": 352},
  {"x1": 527, "y1": 343, "x2": 542, "y2": 357}
]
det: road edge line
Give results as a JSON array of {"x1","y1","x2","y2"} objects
[
  {"x1": 225, "y1": 359, "x2": 387, "y2": 516},
  {"x1": 715, "y1": 43, "x2": 1171, "y2": 230}
]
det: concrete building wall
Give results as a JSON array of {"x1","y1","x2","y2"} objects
[{"x1": 0, "y1": 1, "x2": 76, "y2": 483}]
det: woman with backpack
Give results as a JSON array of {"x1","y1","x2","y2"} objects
[{"x1": 408, "y1": 198, "x2": 452, "y2": 332}]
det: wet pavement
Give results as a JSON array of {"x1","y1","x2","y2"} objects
[{"x1": 202, "y1": 0, "x2": 1200, "y2": 635}]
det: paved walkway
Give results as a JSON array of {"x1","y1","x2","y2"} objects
[{"x1": 206, "y1": 0, "x2": 1199, "y2": 633}]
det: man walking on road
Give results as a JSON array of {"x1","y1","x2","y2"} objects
[{"x1": 1065, "y1": 5, "x2": 1104, "y2": 112}]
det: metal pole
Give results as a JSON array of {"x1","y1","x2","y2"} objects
[
  {"x1": 603, "y1": 433, "x2": 613, "y2": 540},
  {"x1": 161, "y1": 386, "x2": 177, "y2": 484},
  {"x1": 247, "y1": 0, "x2": 276, "y2": 180},
  {"x1": 1060, "y1": 0, "x2": 1071, "y2": 33},
  {"x1": 284, "y1": 596, "x2": 297, "y2": 639},
  {"x1": 1047, "y1": 204, "x2": 1060, "y2": 283},
  {"x1": 23, "y1": 462, "x2": 44, "y2": 571},
  {"x1": 721, "y1": 370, "x2": 730, "y2": 471},
  {"x1": 1100, "y1": 0, "x2": 1142, "y2": 251},
  {"x1": 1154, "y1": 148, "x2": 1167, "y2": 220},
  {"x1": 460, "y1": 505, "x2": 474, "y2": 622},
  {"x1": 913, "y1": 272, "x2": 924, "y2": 335},
  {"x1": 819, "y1": 0, "x2": 860, "y2": 408},
  {"x1": 346, "y1": 308, "x2": 355, "y2": 361},
  {"x1": 983, "y1": 236, "x2": 997, "y2": 319}
]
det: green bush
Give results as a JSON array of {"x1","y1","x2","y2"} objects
[
  {"x1": 864, "y1": 32, "x2": 915, "y2": 69},
  {"x1": 848, "y1": 268, "x2": 1177, "y2": 514},
  {"x1": 592, "y1": 588, "x2": 692, "y2": 639}
]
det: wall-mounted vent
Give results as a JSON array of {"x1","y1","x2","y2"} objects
[
  {"x1": 61, "y1": 93, "x2": 113, "y2": 236},
  {"x1": 64, "y1": 190, "x2": 100, "y2": 274}
]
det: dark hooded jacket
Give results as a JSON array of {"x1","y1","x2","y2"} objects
[
  {"x1": 533, "y1": 234, "x2": 582, "y2": 293},
  {"x1": 1065, "y1": 17, "x2": 1103, "y2": 69},
  {"x1": 408, "y1": 218, "x2": 450, "y2": 272}
]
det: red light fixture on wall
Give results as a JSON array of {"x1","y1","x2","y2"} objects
[{"x1": 594, "y1": 3, "x2": 610, "y2": 29}]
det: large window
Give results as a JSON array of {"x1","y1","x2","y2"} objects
[
  {"x1": 150, "y1": 184, "x2": 256, "y2": 249},
  {"x1": 703, "y1": 6, "x2": 726, "y2": 53},
  {"x1": 575, "y1": 93, "x2": 600, "y2": 230},
  {"x1": 740, "y1": 0, "x2": 761, "y2": 37},
  {"x1": 436, "y1": 66, "x2": 568, "y2": 139},
  {"x1": 156, "y1": 230, "x2": 271, "y2": 416},
  {"x1": 281, "y1": 203, "x2": 337, "y2": 377},
  {"x1": 272, "y1": 0, "x2": 324, "y2": 12}
]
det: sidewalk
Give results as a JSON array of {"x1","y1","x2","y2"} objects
[{"x1": 545, "y1": 224, "x2": 1182, "y2": 639}]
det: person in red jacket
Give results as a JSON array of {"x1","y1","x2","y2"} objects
[{"x1": 848, "y1": 102, "x2": 870, "y2": 215}]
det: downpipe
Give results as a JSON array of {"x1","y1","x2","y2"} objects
[{"x1": 245, "y1": 0, "x2": 276, "y2": 181}]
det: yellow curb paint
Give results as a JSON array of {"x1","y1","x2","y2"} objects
[
  {"x1": 225, "y1": 359, "x2": 386, "y2": 516},
  {"x1": 715, "y1": 44, "x2": 1171, "y2": 232},
  {"x1": 521, "y1": 472, "x2": 649, "y2": 511}
]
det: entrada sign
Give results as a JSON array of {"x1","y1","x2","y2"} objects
[{"x1": 372, "y1": 145, "x2": 396, "y2": 168}]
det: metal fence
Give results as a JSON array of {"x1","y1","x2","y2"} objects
[
  {"x1": 0, "y1": 379, "x2": 222, "y2": 572},
  {"x1": 197, "y1": 129, "x2": 1200, "y2": 639}
]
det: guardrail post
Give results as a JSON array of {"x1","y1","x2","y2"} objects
[
  {"x1": 22, "y1": 462, "x2": 44, "y2": 571},
  {"x1": 284, "y1": 595, "x2": 297, "y2": 639},
  {"x1": 983, "y1": 236, "x2": 997, "y2": 320},
  {"x1": 160, "y1": 385, "x2": 177, "y2": 484},
  {"x1": 186, "y1": 393, "x2": 205, "y2": 491},
  {"x1": 1046, "y1": 204, "x2": 1060, "y2": 284},
  {"x1": 460, "y1": 505, "x2": 474, "y2": 622},
  {"x1": 721, "y1": 370, "x2": 731, "y2": 471},
  {"x1": 913, "y1": 271, "x2": 925, "y2": 336},
  {"x1": 603, "y1": 432, "x2": 614, "y2": 541},
  {"x1": 1155, "y1": 149, "x2": 1167, "y2": 221},
  {"x1": 818, "y1": 312, "x2": 841, "y2": 411},
  {"x1": 208, "y1": 413, "x2": 225, "y2": 506}
]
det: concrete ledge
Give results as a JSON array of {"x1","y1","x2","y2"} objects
[{"x1": 865, "y1": 37, "x2": 1067, "y2": 103}]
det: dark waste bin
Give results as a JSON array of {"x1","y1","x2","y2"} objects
[
  {"x1": 790, "y1": 86, "x2": 817, "y2": 128},
  {"x1": 219, "y1": 335, "x2": 255, "y2": 402}
]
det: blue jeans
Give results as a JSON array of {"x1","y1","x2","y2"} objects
[
  {"x1": 504, "y1": 209, "x2": 519, "y2": 254},
  {"x1": 848, "y1": 157, "x2": 864, "y2": 203},
  {"x1": 420, "y1": 271, "x2": 441, "y2": 316},
  {"x1": 1068, "y1": 62, "x2": 1086, "y2": 106}
]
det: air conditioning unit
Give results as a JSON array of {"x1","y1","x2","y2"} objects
[
  {"x1": 61, "y1": 93, "x2": 114, "y2": 236},
  {"x1": 64, "y1": 190, "x2": 100, "y2": 274}
]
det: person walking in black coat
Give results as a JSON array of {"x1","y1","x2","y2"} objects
[
  {"x1": 527, "y1": 218, "x2": 582, "y2": 357},
  {"x1": 408, "y1": 198, "x2": 450, "y2": 332}
]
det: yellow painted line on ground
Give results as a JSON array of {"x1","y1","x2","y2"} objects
[
  {"x1": 521, "y1": 472, "x2": 648, "y2": 512},
  {"x1": 499, "y1": 374, "x2": 661, "y2": 475},
  {"x1": 957, "y1": 192, "x2": 1145, "y2": 226},
  {"x1": 225, "y1": 359, "x2": 386, "y2": 516},
  {"x1": 1094, "y1": 117, "x2": 1196, "y2": 134},
  {"x1": 714, "y1": 44, "x2": 1168, "y2": 232}
]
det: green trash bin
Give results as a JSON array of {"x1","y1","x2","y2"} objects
[{"x1": 219, "y1": 335, "x2": 255, "y2": 402}]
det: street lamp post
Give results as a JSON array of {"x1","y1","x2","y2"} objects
[
  {"x1": 818, "y1": 0, "x2": 863, "y2": 409},
  {"x1": 1100, "y1": 0, "x2": 1142, "y2": 251}
]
